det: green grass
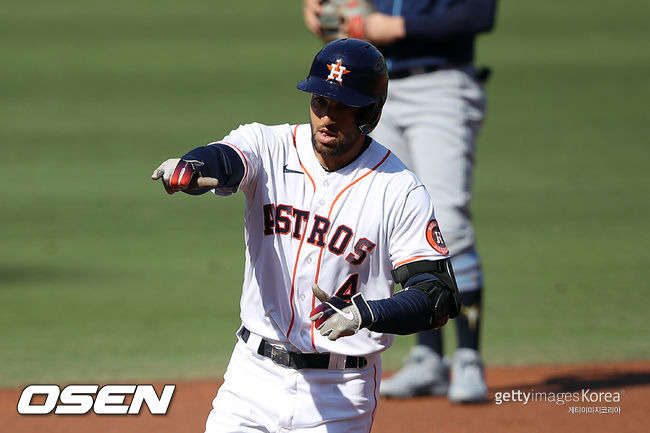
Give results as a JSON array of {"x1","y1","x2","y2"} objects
[{"x1": 1, "y1": 0, "x2": 649, "y2": 387}]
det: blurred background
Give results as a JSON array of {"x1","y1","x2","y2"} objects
[{"x1": 1, "y1": 0, "x2": 649, "y2": 388}]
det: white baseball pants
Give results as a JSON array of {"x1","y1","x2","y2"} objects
[{"x1": 205, "y1": 335, "x2": 381, "y2": 433}]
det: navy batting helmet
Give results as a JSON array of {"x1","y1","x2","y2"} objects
[{"x1": 297, "y1": 38, "x2": 388, "y2": 134}]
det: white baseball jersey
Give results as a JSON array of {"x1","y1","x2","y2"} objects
[{"x1": 211, "y1": 122, "x2": 449, "y2": 357}]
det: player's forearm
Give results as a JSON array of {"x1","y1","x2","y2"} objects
[
  {"x1": 364, "y1": 13, "x2": 406, "y2": 46},
  {"x1": 365, "y1": 267, "x2": 460, "y2": 334},
  {"x1": 366, "y1": 288, "x2": 434, "y2": 335},
  {"x1": 181, "y1": 144, "x2": 245, "y2": 194},
  {"x1": 403, "y1": 0, "x2": 496, "y2": 40}
]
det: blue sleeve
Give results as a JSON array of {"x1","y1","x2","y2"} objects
[
  {"x1": 403, "y1": 0, "x2": 497, "y2": 39},
  {"x1": 181, "y1": 143, "x2": 245, "y2": 195},
  {"x1": 366, "y1": 273, "x2": 441, "y2": 335}
]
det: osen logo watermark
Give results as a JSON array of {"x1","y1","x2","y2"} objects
[{"x1": 17, "y1": 384, "x2": 176, "y2": 415}]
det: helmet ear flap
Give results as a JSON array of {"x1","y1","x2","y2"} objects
[{"x1": 357, "y1": 102, "x2": 383, "y2": 134}]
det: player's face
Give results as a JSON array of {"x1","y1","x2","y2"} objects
[{"x1": 309, "y1": 94, "x2": 365, "y2": 170}]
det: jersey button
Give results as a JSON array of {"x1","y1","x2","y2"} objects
[
  {"x1": 318, "y1": 199, "x2": 325, "y2": 206},
  {"x1": 323, "y1": 180, "x2": 329, "y2": 187},
  {"x1": 299, "y1": 294, "x2": 306, "y2": 301},
  {"x1": 306, "y1": 257, "x2": 312, "y2": 264}
]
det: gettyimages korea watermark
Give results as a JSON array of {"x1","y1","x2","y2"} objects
[
  {"x1": 494, "y1": 388, "x2": 624, "y2": 414},
  {"x1": 17, "y1": 384, "x2": 176, "y2": 415}
]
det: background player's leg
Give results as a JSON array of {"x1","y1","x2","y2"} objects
[
  {"x1": 373, "y1": 81, "x2": 451, "y2": 398},
  {"x1": 448, "y1": 249, "x2": 487, "y2": 402},
  {"x1": 378, "y1": 68, "x2": 487, "y2": 401},
  {"x1": 407, "y1": 69, "x2": 487, "y2": 403},
  {"x1": 452, "y1": 250, "x2": 483, "y2": 352}
]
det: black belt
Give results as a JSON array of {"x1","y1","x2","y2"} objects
[
  {"x1": 239, "y1": 327, "x2": 368, "y2": 370},
  {"x1": 389, "y1": 65, "x2": 443, "y2": 79}
]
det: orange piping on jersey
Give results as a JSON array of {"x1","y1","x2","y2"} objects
[
  {"x1": 310, "y1": 149, "x2": 392, "y2": 351},
  {"x1": 286, "y1": 215, "x2": 311, "y2": 339},
  {"x1": 394, "y1": 255, "x2": 430, "y2": 268},
  {"x1": 287, "y1": 125, "x2": 316, "y2": 339},
  {"x1": 369, "y1": 364, "x2": 379, "y2": 432},
  {"x1": 301, "y1": 161, "x2": 316, "y2": 193},
  {"x1": 292, "y1": 124, "x2": 316, "y2": 192},
  {"x1": 220, "y1": 141, "x2": 249, "y2": 183}
]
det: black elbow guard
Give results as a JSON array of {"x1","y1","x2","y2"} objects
[{"x1": 391, "y1": 259, "x2": 461, "y2": 328}]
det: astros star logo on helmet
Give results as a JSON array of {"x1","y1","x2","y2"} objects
[{"x1": 327, "y1": 59, "x2": 351, "y2": 84}]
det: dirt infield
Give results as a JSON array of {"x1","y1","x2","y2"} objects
[{"x1": 3, "y1": 361, "x2": 648, "y2": 432}]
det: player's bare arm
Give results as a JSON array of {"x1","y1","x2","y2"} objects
[{"x1": 363, "y1": 13, "x2": 406, "y2": 46}]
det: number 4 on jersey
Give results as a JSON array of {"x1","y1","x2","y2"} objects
[{"x1": 334, "y1": 274, "x2": 359, "y2": 301}]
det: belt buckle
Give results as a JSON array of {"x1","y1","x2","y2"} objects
[{"x1": 270, "y1": 346, "x2": 291, "y2": 367}]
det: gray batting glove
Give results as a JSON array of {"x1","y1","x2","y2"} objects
[
  {"x1": 151, "y1": 158, "x2": 219, "y2": 194},
  {"x1": 309, "y1": 283, "x2": 374, "y2": 341}
]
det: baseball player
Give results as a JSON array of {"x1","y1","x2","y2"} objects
[
  {"x1": 303, "y1": 0, "x2": 497, "y2": 403},
  {"x1": 152, "y1": 38, "x2": 461, "y2": 432}
]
